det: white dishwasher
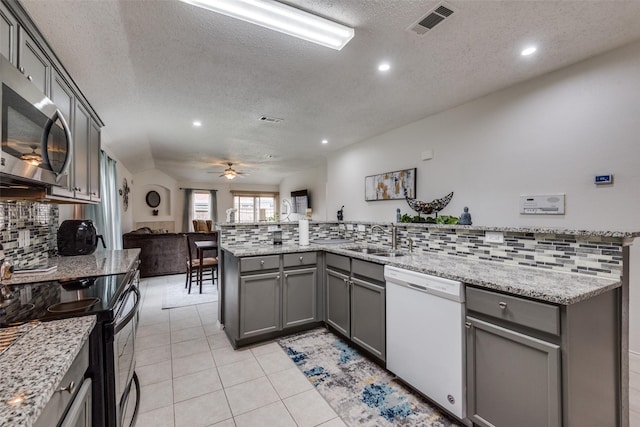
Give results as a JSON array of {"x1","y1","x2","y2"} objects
[{"x1": 385, "y1": 265, "x2": 466, "y2": 420}]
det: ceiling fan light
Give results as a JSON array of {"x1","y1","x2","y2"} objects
[
  {"x1": 179, "y1": 0, "x2": 354, "y2": 50},
  {"x1": 224, "y1": 172, "x2": 236, "y2": 180}
]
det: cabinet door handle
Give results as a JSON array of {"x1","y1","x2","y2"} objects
[
  {"x1": 59, "y1": 380, "x2": 76, "y2": 394},
  {"x1": 260, "y1": 260, "x2": 265, "y2": 265},
  {"x1": 275, "y1": 275, "x2": 280, "y2": 280},
  {"x1": 284, "y1": 274, "x2": 288, "y2": 279},
  {"x1": 19, "y1": 67, "x2": 24, "y2": 73},
  {"x1": 27, "y1": 75, "x2": 32, "y2": 81},
  {"x1": 465, "y1": 322, "x2": 472, "y2": 329},
  {"x1": 498, "y1": 301, "x2": 507, "y2": 310},
  {"x1": 299, "y1": 256, "x2": 304, "y2": 262}
]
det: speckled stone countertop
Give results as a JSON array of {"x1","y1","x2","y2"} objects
[
  {"x1": 4, "y1": 249, "x2": 141, "y2": 285},
  {"x1": 222, "y1": 243, "x2": 620, "y2": 305},
  {"x1": 0, "y1": 316, "x2": 96, "y2": 427}
]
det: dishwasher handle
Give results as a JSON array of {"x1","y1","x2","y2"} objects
[{"x1": 407, "y1": 282, "x2": 428, "y2": 292}]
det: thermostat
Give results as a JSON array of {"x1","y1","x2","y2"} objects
[
  {"x1": 520, "y1": 194, "x2": 565, "y2": 215},
  {"x1": 595, "y1": 174, "x2": 613, "y2": 185}
]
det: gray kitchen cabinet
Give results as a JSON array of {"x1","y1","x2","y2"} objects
[
  {"x1": 0, "y1": 1, "x2": 17, "y2": 64},
  {"x1": 48, "y1": 69, "x2": 76, "y2": 199},
  {"x1": 325, "y1": 254, "x2": 386, "y2": 361},
  {"x1": 89, "y1": 119, "x2": 101, "y2": 201},
  {"x1": 17, "y1": 26, "x2": 50, "y2": 96},
  {"x1": 325, "y1": 267, "x2": 350, "y2": 336},
  {"x1": 240, "y1": 271, "x2": 281, "y2": 338},
  {"x1": 283, "y1": 267, "x2": 318, "y2": 328},
  {"x1": 466, "y1": 286, "x2": 620, "y2": 427},
  {"x1": 72, "y1": 99, "x2": 91, "y2": 201},
  {"x1": 466, "y1": 316, "x2": 560, "y2": 427},
  {"x1": 223, "y1": 250, "x2": 322, "y2": 348}
]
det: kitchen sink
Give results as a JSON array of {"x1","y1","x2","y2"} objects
[{"x1": 344, "y1": 246, "x2": 406, "y2": 257}]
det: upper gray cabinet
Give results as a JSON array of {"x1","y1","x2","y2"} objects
[
  {"x1": 89, "y1": 120, "x2": 101, "y2": 201},
  {"x1": 48, "y1": 70, "x2": 76, "y2": 199},
  {"x1": 0, "y1": 2, "x2": 17, "y2": 64},
  {"x1": 73, "y1": 100, "x2": 91, "y2": 201},
  {"x1": 17, "y1": 27, "x2": 50, "y2": 96}
]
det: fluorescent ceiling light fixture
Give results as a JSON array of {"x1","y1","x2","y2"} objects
[
  {"x1": 378, "y1": 63, "x2": 391, "y2": 72},
  {"x1": 193, "y1": 120, "x2": 202, "y2": 127},
  {"x1": 180, "y1": 0, "x2": 354, "y2": 50},
  {"x1": 521, "y1": 46, "x2": 537, "y2": 56}
]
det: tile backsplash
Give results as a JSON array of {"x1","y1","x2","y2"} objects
[
  {"x1": 219, "y1": 221, "x2": 626, "y2": 280},
  {"x1": 0, "y1": 201, "x2": 59, "y2": 269}
]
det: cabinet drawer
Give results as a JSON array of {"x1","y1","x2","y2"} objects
[
  {"x1": 352, "y1": 258, "x2": 384, "y2": 283},
  {"x1": 35, "y1": 341, "x2": 89, "y2": 427},
  {"x1": 240, "y1": 255, "x2": 280, "y2": 272},
  {"x1": 283, "y1": 252, "x2": 317, "y2": 268},
  {"x1": 466, "y1": 287, "x2": 560, "y2": 336},
  {"x1": 326, "y1": 253, "x2": 350, "y2": 272}
]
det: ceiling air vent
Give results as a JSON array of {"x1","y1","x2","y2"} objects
[
  {"x1": 408, "y1": 2, "x2": 455, "y2": 35},
  {"x1": 259, "y1": 115, "x2": 283, "y2": 123}
]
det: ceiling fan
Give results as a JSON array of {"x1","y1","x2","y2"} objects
[{"x1": 209, "y1": 162, "x2": 248, "y2": 180}]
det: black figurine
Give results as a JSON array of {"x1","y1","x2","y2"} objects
[{"x1": 337, "y1": 206, "x2": 344, "y2": 221}]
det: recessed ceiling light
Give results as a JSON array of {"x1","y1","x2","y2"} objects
[
  {"x1": 180, "y1": 0, "x2": 354, "y2": 50},
  {"x1": 521, "y1": 46, "x2": 537, "y2": 56},
  {"x1": 378, "y1": 63, "x2": 391, "y2": 72},
  {"x1": 322, "y1": 139, "x2": 329, "y2": 144},
  {"x1": 193, "y1": 121, "x2": 202, "y2": 127}
]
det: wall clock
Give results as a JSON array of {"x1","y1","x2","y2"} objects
[{"x1": 145, "y1": 190, "x2": 161, "y2": 208}]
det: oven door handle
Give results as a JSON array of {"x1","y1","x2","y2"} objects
[{"x1": 113, "y1": 284, "x2": 140, "y2": 335}]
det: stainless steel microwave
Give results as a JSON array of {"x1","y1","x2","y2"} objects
[{"x1": 0, "y1": 56, "x2": 72, "y2": 188}]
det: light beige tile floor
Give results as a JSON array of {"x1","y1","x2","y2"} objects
[
  {"x1": 135, "y1": 275, "x2": 346, "y2": 427},
  {"x1": 135, "y1": 274, "x2": 640, "y2": 427}
]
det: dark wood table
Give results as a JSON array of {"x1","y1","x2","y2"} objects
[{"x1": 194, "y1": 240, "x2": 217, "y2": 292}]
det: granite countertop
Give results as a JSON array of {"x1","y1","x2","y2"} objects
[
  {"x1": 222, "y1": 243, "x2": 620, "y2": 305},
  {"x1": 4, "y1": 248, "x2": 141, "y2": 285},
  {"x1": 0, "y1": 316, "x2": 96, "y2": 427}
]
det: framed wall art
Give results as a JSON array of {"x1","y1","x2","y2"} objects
[{"x1": 365, "y1": 168, "x2": 416, "y2": 201}]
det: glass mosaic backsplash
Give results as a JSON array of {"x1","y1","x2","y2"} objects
[
  {"x1": 219, "y1": 221, "x2": 625, "y2": 280},
  {"x1": 0, "y1": 201, "x2": 59, "y2": 269}
]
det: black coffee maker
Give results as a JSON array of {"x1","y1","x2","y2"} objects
[{"x1": 57, "y1": 220, "x2": 106, "y2": 256}]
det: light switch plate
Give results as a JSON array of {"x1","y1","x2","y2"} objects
[
  {"x1": 485, "y1": 231, "x2": 504, "y2": 244},
  {"x1": 357, "y1": 224, "x2": 366, "y2": 232},
  {"x1": 346, "y1": 224, "x2": 354, "y2": 231},
  {"x1": 338, "y1": 224, "x2": 346, "y2": 231}
]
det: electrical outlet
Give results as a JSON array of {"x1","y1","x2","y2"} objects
[
  {"x1": 346, "y1": 224, "x2": 354, "y2": 231},
  {"x1": 267, "y1": 225, "x2": 279, "y2": 232},
  {"x1": 24, "y1": 229, "x2": 30, "y2": 247},
  {"x1": 357, "y1": 224, "x2": 366, "y2": 232},
  {"x1": 338, "y1": 224, "x2": 346, "y2": 231},
  {"x1": 18, "y1": 230, "x2": 28, "y2": 247},
  {"x1": 485, "y1": 231, "x2": 504, "y2": 244}
]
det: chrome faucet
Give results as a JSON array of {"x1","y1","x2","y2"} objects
[{"x1": 370, "y1": 224, "x2": 398, "y2": 250}]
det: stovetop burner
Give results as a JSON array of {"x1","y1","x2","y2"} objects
[{"x1": 0, "y1": 273, "x2": 127, "y2": 327}]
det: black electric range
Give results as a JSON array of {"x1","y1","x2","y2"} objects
[
  {"x1": 0, "y1": 273, "x2": 128, "y2": 327},
  {"x1": 0, "y1": 268, "x2": 141, "y2": 427}
]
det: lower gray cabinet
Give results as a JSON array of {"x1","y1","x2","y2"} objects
[
  {"x1": 325, "y1": 254, "x2": 385, "y2": 361},
  {"x1": 283, "y1": 267, "x2": 317, "y2": 328},
  {"x1": 326, "y1": 267, "x2": 350, "y2": 337},
  {"x1": 466, "y1": 316, "x2": 560, "y2": 427},
  {"x1": 240, "y1": 271, "x2": 281, "y2": 338},
  {"x1": 351, "y1": 276, "x2": 385, "y2": 360}
]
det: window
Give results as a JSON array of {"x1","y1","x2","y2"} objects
[
  {"x1": 231, "y1": 191, "x2": 279, "y2": 222},
  {"x1": 192, "y1": 191, "x2": 211, "y2": 220}
]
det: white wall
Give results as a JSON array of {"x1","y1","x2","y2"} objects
[
  {"x1": 279, "y1": 163, "x2": 328, "y2": 221},
  {"x1": 325, "y1": 40, "x2": 640, "y2": 352}
]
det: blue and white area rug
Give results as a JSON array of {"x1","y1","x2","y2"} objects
[{"x1": 278, "y1": 328, "x2": 461, "y2": 427}]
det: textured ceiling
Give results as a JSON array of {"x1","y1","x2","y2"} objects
[{"x1": 20, "y1": 0, "x2": 640, "y2": 185}]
